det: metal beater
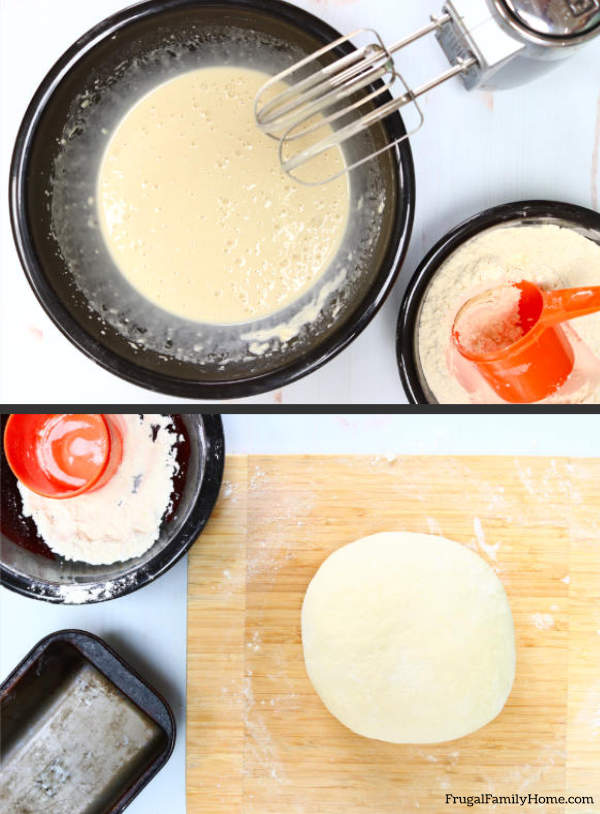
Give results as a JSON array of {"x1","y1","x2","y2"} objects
[{"x1": 255, "y1": 0, "x2": 600, "y2": 184}]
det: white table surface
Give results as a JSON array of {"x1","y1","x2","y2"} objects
[
  {"x1": 1, "y1": 0, "x2": 598, "y2": 405},
  {"x1": 1, "y1": 413, "x2": 598, "y2": 814}
]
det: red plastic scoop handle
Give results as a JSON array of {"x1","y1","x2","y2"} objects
[{"x1": 531, "y1": 284, "x2": 600, "y2": 327}]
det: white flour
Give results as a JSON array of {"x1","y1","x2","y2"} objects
[
  {"x1": 417, "y1": 225, "x2": 600, "y2": 403},
  {"x1": 17, "y1": 414, "x2": 178, "y2": 565}
]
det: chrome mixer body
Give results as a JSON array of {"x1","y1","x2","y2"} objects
[{"x1": 440, "y1": 0, "x2": 600, "y2": 90}]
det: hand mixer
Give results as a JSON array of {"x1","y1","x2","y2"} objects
[{"x1": 255, "y1": 0, "x2": 600, "y2": 183}]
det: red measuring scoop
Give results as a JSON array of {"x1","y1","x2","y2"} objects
[
  {"x1": 3, "y1": 414, "x2": 124, "y2": 499},
  {"x1": 452, "y1": 281, "x2": 600, "y2": 403}
]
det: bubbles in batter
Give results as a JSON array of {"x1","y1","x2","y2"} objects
[{"x1": 97, "y1": 66, "x2": 350, "y2": 324}]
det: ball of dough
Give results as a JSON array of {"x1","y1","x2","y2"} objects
[{"x1": 302, "y1": 532, "x2": 515, "y2": 744}]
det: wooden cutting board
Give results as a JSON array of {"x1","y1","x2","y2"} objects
[{"x1": 187, "y1": 455, "x2": 600, "y2": 814}]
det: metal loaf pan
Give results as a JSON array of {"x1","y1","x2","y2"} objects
[{"x1": 0, "y1": 629, "x2": 176, "y2": 814}]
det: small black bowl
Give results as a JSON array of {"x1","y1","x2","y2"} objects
[
  {"x1": 0, "y1": 414, "x2": 224, "y2": 603},
  {"x1": 396, "y1": 200, "x2": 600, "y2": 404},
  {"x1": 10, "y1": 0, "x2": 415, "y2": 400}
]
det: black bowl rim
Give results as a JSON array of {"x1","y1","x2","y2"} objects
[
  {"x1": 0, "y1": 628, "x2": 176, "y2": 812},
  {"x1": 9, "y1": 0, "x2": 415, "y2": 401},
  {"x1": 0, "y1": 414, "x2": 225, "y2": 604},
  {"x1": 396, "y1": 199, "x2": 600, "y2": 405}
]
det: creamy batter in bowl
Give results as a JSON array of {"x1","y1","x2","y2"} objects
[
  {"x1": 97, "y1": 64, "x2": 350, "y2": 324},
  {"x1": 397, "y1": 201, "x2": 600, "y2": 405},
  {"x1": 10, "y1": 0, "x2": 414, "y2": 399}
]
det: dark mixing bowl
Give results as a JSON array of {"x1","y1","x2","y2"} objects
[
  {"x1": 10, "y1": 0, "x2": 415, "y2": 399},
  {"x1": 396, "y1": 200, "x2": 600, "y2": 404},
  {"x1": 0, "y1": 414, "x2": 224, "y2": 603}
]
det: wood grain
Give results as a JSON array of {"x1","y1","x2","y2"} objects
[{"x1": 187, "y1": 456, "x2": 600, "y2": 813}]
